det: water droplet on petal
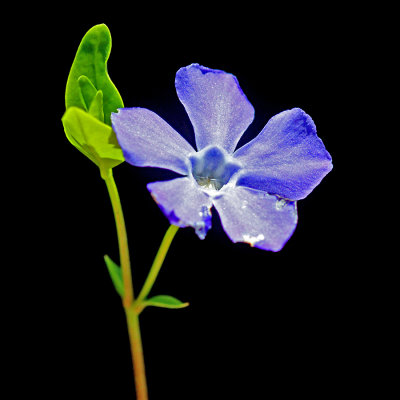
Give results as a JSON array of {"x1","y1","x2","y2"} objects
[
  {"x1": 243, "y1": 234, "x2": 265, "y2": 246},
  {"x1": 195, "y1": 206, "x2": 212, "y2": 240},
  {"x1": 198, "y1": 205, "x2": 212, "y2": 218},
  {"x1": 194, "y1": 221, "x2": 207, "y2": 240}
]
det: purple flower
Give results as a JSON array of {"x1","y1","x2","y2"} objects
[{"x1": 111, "y1": 64, "x2": 332, "y2": 251}]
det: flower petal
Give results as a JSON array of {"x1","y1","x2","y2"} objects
[
  {"x1": 234, "y1": 108, "x2": 332, "y2": 200},
  {"x1": 111, "y1": 107, "x2": 195, "y2": 175},
  {"x1": 175, "y1": 63, "x2": 255, "y2": 153},
  {"x1": 212, "y1": 186, "x2": 298, "y2": 252},
  {"x1": 147, "y1": 177, "x2": 213, "y2": 240}
]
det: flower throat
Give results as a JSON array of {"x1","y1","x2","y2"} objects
[{"x1": 189, "y1": 146, "x2": 241, "y2": 191}]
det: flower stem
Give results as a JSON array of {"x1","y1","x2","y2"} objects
[
  {"x1": 102, "y1": 167, "x2": 148, "y2": 400},
  {"x1": 126, "y1": 307, "x2": 148, "y2": 400},
  {"x1": 136, "y1": 224, "x2": 179, "y2": 306}
]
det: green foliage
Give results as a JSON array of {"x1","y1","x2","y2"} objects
[
  {"x1": 63, "y1": 24, "x2": 125, "y2": 174},
  {"x1": 104, "y1": 255, "x2": 124, "y2": 297},
  {"x1": 62, "y1": 107, "x2": 124, "y2": 173},
  {"x1": 143, "y1": 295, "x2": 189, "y2": 309},
  {"x1": 88, "y1": 90, "x2": 105, "y2": 122},
  {"x1": 65, "y1": 24, "x2": 123, "y2": 126},
  {"x1": 77, "y1": 75, "x2": 97, "y2": 111},
  {"x1": 103, "y1": 254, "x2": 189, "y2": 311}
]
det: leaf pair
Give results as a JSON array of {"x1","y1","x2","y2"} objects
[
  {"x1": 62, "y1": 24, "x2": 124, "y2": 176},
  {"x1": 104, "y1": 256, "x2": 189, "y2": 311},
  {"x1": 77, "y1": 76, "x2": 105, "y2": 122}
]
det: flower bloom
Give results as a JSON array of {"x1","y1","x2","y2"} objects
[{"x1": 111, "y1": 64, "x2": 332, "y2": 251}]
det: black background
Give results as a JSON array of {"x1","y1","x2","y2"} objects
[{"x1": 13, "y1": 3, "x2": 390, "y2": 399}]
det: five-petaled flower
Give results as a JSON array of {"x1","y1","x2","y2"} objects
[{"x1": 111, "y1": 64, "x2": 332, "y2": 251}]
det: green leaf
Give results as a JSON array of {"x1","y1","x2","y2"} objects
[
  {"x1": 104, "y1": 255, "x2": 124, "y2": 297},
  {"x1": 88, "y1": 90, "x2": 105, "y2": 122},
  {"x1": 143, "y1": 295, "x2": 189, "y2": 309},
  {"x1": 61, "y1": 107, "x2": 124, "y2": 171},
  {"x1": 77, "y1": 76, "x2": 105, "y2": 122},
  {"x1": 65, "y1": 24, "x2": 123, "y2": 126},
  {"x1": 78, "y1": 75, "x2": 97, "y2": 111}
]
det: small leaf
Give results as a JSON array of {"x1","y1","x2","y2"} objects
[
  {"x1": 78, "y1": 75, "x2": 97, "y2": 111},
  {"x1": 88, "y1": 90, "x2": 105, "y2": 122},
  {"x1": 104, "y1": 255, "x2": 124, "y2": 297},
  {"x1": 143, "y1": 295, "x2": 189, "y2": 309},
  {"x1": 61, "y1": 107, "x2": 124, "y2": 170},
  {"x1": 77, "y1": 76, "x2": 104, "y2": 122},
  {"x1": 65, "y1": 24, "x2": 123, "y2": 126}
]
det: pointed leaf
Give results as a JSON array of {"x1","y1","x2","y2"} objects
[
  {"x1": 104, "y1": 255, "x2": 124, "y2": 297},
  {"x1": 65, "y1": 24, "x2": 123, "y2": 126},
  {"x1": 144, "y1": 295, "x2": 189, "y2": 309},
  {"x1": 78, "y1": 75, "x2": 97, "y2": 111},
  {"x1": 88, "y1": 90, "x2": 105, "y2": 122},
  {"x1": 61, "y1": 107, "x2": 124, "y2": 170}
]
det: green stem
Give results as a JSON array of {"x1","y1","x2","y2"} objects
[
  {"x1": 136, "y1": 224, "x2": 179, "y2": 306},
  {"x1": 102, "y1": 167, "x2": 148, "y2": 400},
  {"x1": 103, "y1": 168, "x2": 134, "y2": 308}
]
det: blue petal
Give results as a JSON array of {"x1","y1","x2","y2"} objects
[
  {"x1": 213, "y1": 186, "x2": 298, "y2": 252},
  {"x1": 111, "y1": 108, "x2": 195, "y2": 175},
  {"x1": 175, "y1": 64, "x2": 255, "y2": 154},
  {"x1": 147, "y1": 177, "x2": 213, "y2": 240},
  {"x1": 234, "y1": 108, "x2": 332, "y2": 200}
]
